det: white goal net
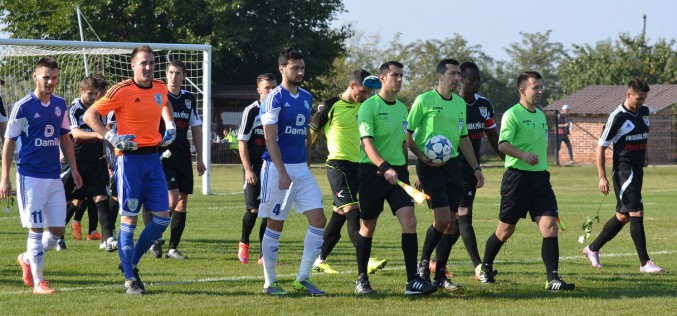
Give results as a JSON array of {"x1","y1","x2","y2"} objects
[{"x1": 0, "y1": 38, "x2": 213, "y2": 194}]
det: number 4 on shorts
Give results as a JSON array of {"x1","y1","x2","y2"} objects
[{"x1": 272, "y1": 204, "x2": 281, "y2": 216}]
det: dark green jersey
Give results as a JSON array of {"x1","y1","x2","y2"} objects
[
  {"x1": 309, "y1": 95, "x2": 361, "y2": 162},
  {"x1": 358, "y1": 95, "x2": 408, "y2": 166},
  {"x1": 407, "y1": 90, "x2": 468, "y2": 158},
  {"x1": 499, "y1": 103, "x2": 549, "y2": 171}
]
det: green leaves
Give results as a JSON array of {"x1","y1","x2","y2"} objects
[
  {"x1": 0, "y1": 0, "x2": 351, "y2": 87},
  {"x1": 559, "y1": 33, "x2": 677, "y2": 94},
  {"x1": 581, "y1": 214, "x2": 600, "y2": 240}
]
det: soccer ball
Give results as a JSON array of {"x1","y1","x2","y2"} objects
[{"x1": 424, "y1": 135, "x2": 453, "y2": 163}]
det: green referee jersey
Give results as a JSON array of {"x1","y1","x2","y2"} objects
[
  {"x1": 358, "y1": 95, "x2": 408, "y2": 166},
  {"x1": 407, "y1": 89, "x2": 468, "y2": 158},
  {"x1": 309, "y1": 96, "x2": 361, "y2": 162},
  {"x1": 499, "y1": 103, "x2": 549, "y2": 171}
]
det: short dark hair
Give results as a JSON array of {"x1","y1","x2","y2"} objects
[
  {"x1": 168, "y1": 60, "x2": 186, "y2": 74},
  {"x1": 628, "y1": 78, "x2": 650, "y2": 93},
  {"x1": 351, "y1": 69, "x2": 371, "y2": 86},
  {"x1": 257, "y1": 73, "x2": 276, "y2": 84},
  {"x1": 460, "y1": 61, "x2": 479, "y2": 75},
  {"x1": 278, "y1": 48, "x2": 304, "y2": 66},
  {"x1": 92, "y1": 73, "x2": 108, "y2": 90},
  {"x1": 131, "y1": 45, "x2": 155, "y2": 61},
  {"x1": 516, "y1": 71, "x2": 542, "y2": 89},
  {"x1": 36, "y1": 57, "x2": 58, "y2": 70},
  {"x1": 379, "y1": 61, "x2": 404, "y2": 76},
  {"x1": 436, "y1": 59, "x2": 459, "y2": 74},
  {"x1": 79, "y1": 76, "x2": 101, "y2": 91}
]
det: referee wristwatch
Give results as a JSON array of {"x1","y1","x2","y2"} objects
[{"x1": 473, "y1": 166, "x2": 482, "y2": 173}]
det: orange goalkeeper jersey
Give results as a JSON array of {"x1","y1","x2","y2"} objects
[{"x1": 93, "y1": 79, "x2": 168, "y2": 149}]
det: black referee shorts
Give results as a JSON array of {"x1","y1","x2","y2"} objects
[
  {"x1": 499, "y1": 168, "x2": 558, "y2": 225},
  {"x1": 613, "y1": 162, "x2": 644, "y2": 213},
  {"x1": 458, "y1": 162, "x2": 477, "y2": 208},
  {"x1": 244, "y1": 164, "x2": 262, "y2": 210},
  {"x1": 415, "y1": 157, "x2": 464, "y2": 210},
  {"x1": 326, "y1": 159, "x2": 359, "y2": 209},
  {"x1": 358, "y1": 164, "x2": 414, "y2": 220}
]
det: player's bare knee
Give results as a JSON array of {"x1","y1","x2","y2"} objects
[
  {"x1": 443, "y1": 224, "x2": 457, "y2": 235},
  {"x1": 628, "y1": 210, "x2": 643, "y2": 218},
  {"x1": 343, "y1": 204, "x2": 359, "y2": 213},
  {"x1": 360, "y1": 220, "x2": 377, "y2": 237},
  {"x1": 305, "y1": 208, "x2": 326, "y2": 227},
  {"x1": 541, "y1": 225, "x2": 558, "y2": 237},
  {"x1": 151, "y1": 210, "x2": 170, "y2": 218},
  {"x1": 121, "y1": 215, "x2": 138, "y2": 226},
  {"x1": 495, "y1": 223, "x2": 515, "y2": 241},
  {"x1": 616, "y1": 213, "x2": 630, "y2": 223},
  {"x1": 399, "y1": 215, "x2": 417, "y2": 233},
  {"x1": 457, "y1": 206, "x2": 470, "y2": 216},
  {"x1": 266, "y1": 219, "x2": 284, "y2": 232},
  {"x1": 248, "y1": 208, "x2": 259, "y2": 214},
  {"x1": 432, "y1": 219, "x2": 449, "y2": 231}
]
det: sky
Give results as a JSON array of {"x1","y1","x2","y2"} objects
[{"x1": 332, "y1": 0, "x2": 677, "y2": 61}]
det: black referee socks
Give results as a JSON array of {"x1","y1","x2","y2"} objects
[{"x1": 542, "y1": 236, "x2": 559, "y2": 281}]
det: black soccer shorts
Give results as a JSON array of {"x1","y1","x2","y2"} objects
[
  {"x1": 499, "y1": 168, "x2": 558, "y2": 225},
  {"x1": 358, "y1": 164, "x2": 414, "y2": 220}
]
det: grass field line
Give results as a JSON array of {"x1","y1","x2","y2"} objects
[{"x1": 1, "y1": 249, "x2": 673, "y2": 296}]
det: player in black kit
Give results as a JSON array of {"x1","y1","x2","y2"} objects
[
  {"x1": 583, "y1": 78, "x2": 663, "y2": 273},
  {"x1": 237, "y1": 73, "x2": 276, "y2": 264},
  {"x1": 150, "y1": 60, "x2": 206, "y2": 259},
  {"x1": 64, "y1": 77, "x2": 117, "y2": 251}
]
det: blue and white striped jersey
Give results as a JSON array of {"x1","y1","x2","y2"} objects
[
  {"x1": 260, "y1": 85, "x2": 312, "y2": 164},
  {"x1": 6, "y1": 93, "x2": 70, "y2": 179}
]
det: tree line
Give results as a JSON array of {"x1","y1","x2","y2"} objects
[{"x1": 2, "y1": 1, "x2": 676, "y2": 111}]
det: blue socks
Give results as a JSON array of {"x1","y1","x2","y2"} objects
[
  {"x1": 118, "y1": 215, "x2": 170, "y2": 280},
  {"x1": 119, "y1": 222, "x2": 136, "y2": 279},
  {"x1": 133, "y1": 215, "x2": 170, "y2": 265}
]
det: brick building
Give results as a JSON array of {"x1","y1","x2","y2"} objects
[{"x1": 543, "y1": 85, "x2": 677, "y2": 165}]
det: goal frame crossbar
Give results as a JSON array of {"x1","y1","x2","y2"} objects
[{"x1": 0, "y1": 38, "x2": 213, "y2": 194}]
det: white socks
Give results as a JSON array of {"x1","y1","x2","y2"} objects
[
  {"x1": 261, "y1": 228, "x2": 281, "y2": 287},
  {"x1": 27, "y1": 232, "x2": 45, "y2": 284},
  {"x1": 297, "y1": 226, "x2": 324, "y2": 282},
  {"x1": 42, "y1": 231, "x2": 59, "y2": 252}
]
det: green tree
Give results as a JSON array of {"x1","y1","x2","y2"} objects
[
  {"x1": 504, "y1": 30, "x2": 566, "y2": 104},
  {"x1": 558, "y1": 33, "x2": 677, "y2": 94},
  {"x1": 314, "y1": 32, "x2": 388, "y2": 101},
  {"x1": 0, "y1": 0, "x2": 351, "y2": 88},
  {"x1": 394, "y1": 35, "x2": 492, "y2": 106},
  {"x1": 316, "y1": 33, "x2": 502, "y2": 108}
]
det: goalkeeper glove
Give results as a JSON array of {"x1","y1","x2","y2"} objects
[
  {"x1": 105, "y1": 130, "x2": 137, "y2": 151},
  {"x1": 160, "y1": 121, "x2": 176, "y2": 147}
]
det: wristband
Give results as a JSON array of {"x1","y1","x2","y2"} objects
[
  {"x1": 379, "y1": 161, "x2": 393, "y2": 174},
  {"x1": 474, "y1": 166, "x2": 482, "y2": 172}
]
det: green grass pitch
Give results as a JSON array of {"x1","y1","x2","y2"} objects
[{"x1": 1, "y1": 164, "x2": 675, "y2": 315}]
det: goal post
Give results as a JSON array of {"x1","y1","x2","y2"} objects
[{"x1": 0, "y1": 38, "x2": 213, "y2": 194}]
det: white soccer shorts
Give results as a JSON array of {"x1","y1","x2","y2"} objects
[
  {"x1": 258, "y1": 161, "x2": 323, "y2": 221},
  {"x1": 17, "y1": 174, "x2": 67, "y2": 228}
]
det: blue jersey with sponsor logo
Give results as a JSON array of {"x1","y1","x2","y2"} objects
[
  {"x1": 6, "y1": 93, "x2": 70, "y2": 179},
  {"x1": 260, "y1": 85, "x2": 312, "y2": 164}
]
